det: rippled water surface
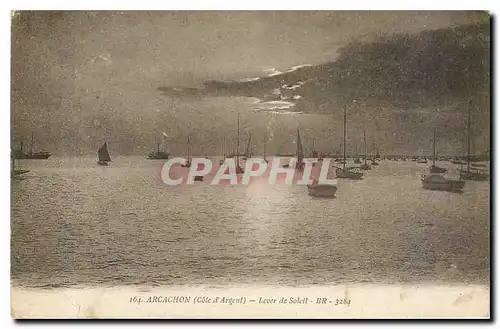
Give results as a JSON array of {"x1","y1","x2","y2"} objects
[{"x1": 11, "y1": 157, "x2": 490, "y2": 288}]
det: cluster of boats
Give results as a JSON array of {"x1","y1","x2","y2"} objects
[
  {"x1": 420, "y1": 116, "x2": 490, "y2": 192},
  {"x1": 12, "y1": 106, "x2": 490, "y2": 197}
]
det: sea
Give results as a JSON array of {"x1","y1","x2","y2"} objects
[{"x1": 11, "y1": 156, "x2": 490, "y2": 289}]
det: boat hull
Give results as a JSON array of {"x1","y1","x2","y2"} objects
[
  {"x1": 16, "y1": 153, "x2": 51, "y2": 159},
  {"x1": 430, "y1": 166, "x2": 447, "y2": 173},
  {"x1": 421, "y1": 174, "x2": 466, "y2": 191},
  {"x1": 336, "y1": 168, "x2": 363, "y2": 180},
  {"x1": 11, "y1": 169, "x2": 30, "y2": 177},
  {"x1": 307, "y1": 185, "x2": 337, "y2": 198},
  {"x1": 422, "y1": 180, "x2": 465, "y2": 191},
  {"x1": 147, "y1": 151, "x2": 169, "y2": 160}
]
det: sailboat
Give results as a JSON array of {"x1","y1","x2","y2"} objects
[
  {"x1": 429, "y1": 129, "x2": 447, "y2": 173},
  {"x1": 459, "y1": 103, "x2": 489, "y2": 181},
  {"x1": 181, "y1": 135, "x2": 192, "y2": 168},
  {"x1": 282, "y1": 129, "x2": 304, "y2": 169},
  {"x1": 11, "y1": 152, "x2": 29, "y2": 178},
  {"x1": 97, "y1": 142, "x2": 112, "y2": 166},
  {"x1": 371, "y1": 142, "x2": 379, "y2": 165},
  {"x1": 295, "y1": 128, "x2": 305, "y2": 170},
  {"x1": 360, "y1": 131, "x2": 371, "y2": 170},
  {"x1": 242, "y1": 133, "x2": 252, "y2": 160},
  {"x1": 263, "y1": 135, "x2": 268, "y2": 163},
  {"x1": 335, "y1": 108, "x2": 364, "y2": 180},
  {"x1": 147, "y1": 133, "x2": 169, "y2": 160},
  {"x1": 421, "y1": 174, "x2": 465, "y2": 192},
  {"x1": 219, "y1": 136, "x2": 226, "y2": 165},
  {"x1": 235, "y1": 114, "x2": 244, "y2": 174},
  {"x1": 14, "y1": 133, "x2": 51, "y2": 159},
  {"x1": 311, "y1": 138, "x2": 319, "y2": 158}
]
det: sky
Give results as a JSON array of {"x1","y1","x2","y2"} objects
[{"x1": 11, "y1": 11, "x2": 490, "y2": 156}]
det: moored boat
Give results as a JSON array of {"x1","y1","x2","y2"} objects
[
  {"x1": 181, "y1": 135, "x2": 192, "y2": 168},
  {"x1": 421, "y1": 174, "x2": 465, "y2": 192},
  {"x1": 336, "y1": 107, "x2": 363, "y2": 180},
  {"x1": 147, "y1": 133, "x2": 169, "y2": 160},
  {"x1": 428, "y1": 129, "x2": 447, "y2": 173},
  {"x1": 430, "y1": 165, "x2": 447, "y2": 173},
  {"x1": 360, "y1": 131, "x2": 371, "y2": 170},
  {"x1": 97, "y1": 142, "x2": 112, "y2": 166},
  {"x1": 459, "y1": 105, "x2": 489, "y2": 181},
  {"x1": 307, "y1": 183, "x2": 338, "y2": 198},
  {"x1": 335, "y1": 167, "x2": 364, "y2": 180},
  {"x1": 13, "y1": 133, "x2": 51, "y2": 159}
]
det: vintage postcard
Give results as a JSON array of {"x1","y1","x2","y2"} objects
[{"x1": 10, "y1": 10, "x2": 490, "y2": 319}]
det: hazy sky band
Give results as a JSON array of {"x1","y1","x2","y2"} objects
[{"x1": 11, "y1": 11, "x2": 490, "y2": 157}]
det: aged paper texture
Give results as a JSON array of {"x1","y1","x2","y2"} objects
[{"x1": 10, "y1": 11, "x2": 490, "y2": 319}]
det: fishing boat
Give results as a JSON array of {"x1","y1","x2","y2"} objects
[
  {"x1": 307, "y1": 179, "x2": 338, "y2": 198},
  {"x1": 450, "y1": 158, "x2": 466, "y2": 165},
  {"x1": 360, "y1": 131, "x2": 371, "y2": 170},
  {"x1": 309, "y1": 138, "x2": 317, "y2": 166},
  {"x1": 97, "y1": 142, "x2": 112, "y2": 165},
  {"x1": 421, "y1": 174, "x2": 465, "y2": 192},
  {"x1": 370, "y1": 143, "x2": 379, "y2": 165},
  {"x1": 234, "y1": 114, "x2": 244, "y2": 174},
  {"x1": 181, "y1": 135, "x2": 192, "y2": 167},
  {"x1": 295, "y1": 128, "x2": 305, "y2": 170},
  {"x1": 460, "y1": 163, "x2": 489, "y2": 181},
  {"x1": 429, "y1": 129, "x2": 447, "y2": 173},
  {"x1": 336, "y1": 107, "x2": 364, "y2": 180},
  {"x1": 14, "y1": 133, "x2": 51, "y2": 159},
  {"x1": 263, "y1": 135, "x2": 268, "y2": 163},
  {"x1": 352, "y1": 144, "x2": 361, "y2": 163},
  {"x1": 459, "y1": 104, "x2": 490, "y2": 181},
  {"x1": 147, "y1": 133, "x2": 169, "y2": 160},
  {"x1": 219, "y1": 136, "x2": 226, "y2": 166},
  {"x1": 310, "y1": 140, "x2": 318, "y2": 159}
]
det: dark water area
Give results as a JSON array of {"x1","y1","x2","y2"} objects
[{"x1": 11, "y1": 156, "x2": 490, "y2": 289}]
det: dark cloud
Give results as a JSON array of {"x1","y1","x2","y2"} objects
[{"x1": 12, "y1": 11, "x2": 490, "y2": 156}]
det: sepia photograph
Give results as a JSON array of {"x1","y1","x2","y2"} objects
[{"x1": 10, "y1": 10, "x2": 491, "y2": 318}]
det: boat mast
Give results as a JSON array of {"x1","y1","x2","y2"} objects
[
  {"x1": 343, "y1": 107, "x2": 347, "y2": 170},
  {"x1": 263, "y1": 135, "x2": 267, "y2": 161},
  {"x1": 222, "y1": 135, "x2": 226, "y2": 158},
  {"x1": 296, "y1": 128, "x2": 300, "y2": 160},
  {"x1": 187, "y1": 135, "x2": 191, "y2": 162},
  {"x1": 467, "y1": 103, "x2": 471, "y2": 172},
  {"x1": 364, "y1": 130, "x2": 367, "y2": 165},
  {"x1": 30, "y1": 132, "x2": 34, "y2": 156},
  {"x1": 236, "y1": 113, "x2": 240, "y2": 168},
  {"x1": 433, "y1": 128, "x2": 436, "y2": 167}
]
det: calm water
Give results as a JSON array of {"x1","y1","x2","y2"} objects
[{"x1": 11, "y1": 156, "x2": 490, "y2": 288}]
